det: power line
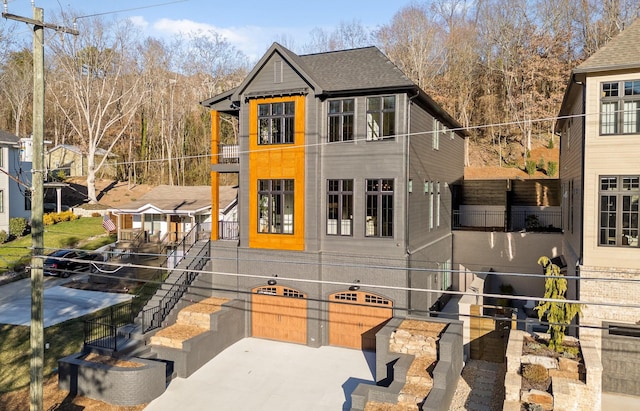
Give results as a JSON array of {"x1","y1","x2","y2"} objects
[{"x1": 73, "y1": 0, "x2": 190, "y2": 20}]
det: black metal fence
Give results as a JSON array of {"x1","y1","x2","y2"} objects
[
  {"x1": 84, "y1": 300, "x2": 136, "y2": 351},
  {"x1": 452, "y1": 209, "x2": 562, "y2": 232}
]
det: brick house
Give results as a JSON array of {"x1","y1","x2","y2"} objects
[
  {"x1": 556, "y1": 19, "x2": 640, "y2": 395},
  {"x1": 201, "y1": 43, "x2": 467, "y2": 350}
]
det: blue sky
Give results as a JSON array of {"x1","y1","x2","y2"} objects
[{"x1": 6, "y1": 0, "x2": 410, "y2": 59}]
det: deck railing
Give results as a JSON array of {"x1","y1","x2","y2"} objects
[{"x1": 453, "y1": 209, "x2": 562, "y2": 232}]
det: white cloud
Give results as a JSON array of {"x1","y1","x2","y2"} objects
[{"x1": 128, "y1": 15, "x2": 149, "y2": 30}]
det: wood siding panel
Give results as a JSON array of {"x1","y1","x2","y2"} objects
[
  {"x1": 510, "y1": 180, "x2": 561, "y2": 206},
  {"x1": 460, "y1": 180, "x2": 508, "y2": 206}
]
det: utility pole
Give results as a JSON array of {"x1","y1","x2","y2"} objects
[{"x1": 2, "y1": 5, "x2": 77, "y2": 411}]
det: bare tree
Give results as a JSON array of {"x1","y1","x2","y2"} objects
[
  {"x1": 47, "y1": 15, "x2": 146, "y2": 203},
  {"x1": 0, "y1": 49, "x2": 32, "y2": 137},
  {"x1": 302, "y1": 20, "x2": 372, "y2": 53}
]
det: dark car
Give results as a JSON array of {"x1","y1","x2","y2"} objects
[{"x1": 43, "y1": 250, "x2": 102, "y2": 277}]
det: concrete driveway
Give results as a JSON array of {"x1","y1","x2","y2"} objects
[
  {"x1": 0, "y1": 276, "x2": 132, "y2": 327},
  {"x1": 144, "y1": 338, "x2": 376, "y2": 411}
]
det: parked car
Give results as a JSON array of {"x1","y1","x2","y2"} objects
[{"x1": 43, "y1": 249, "x2": 102, "y2": 277}]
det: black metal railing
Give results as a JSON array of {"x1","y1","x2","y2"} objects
[
  {"x1": 84, "y1": 300, "x2": 136, "y2": 351},
  {"x1": 131, "y1": 223, "x2": 207, "y2": 314},
  {"x1": 452, "y1": 210, "x2": 562, "y2": 232},
  {"x1": 139, "y1": 239, "x2": 210, "y2": 333},
  {"x1": 218, "y1": 220, "x2": 239, "y2": 240}
]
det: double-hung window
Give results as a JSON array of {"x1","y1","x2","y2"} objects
[
  {"x1": 327, "y1": 179, "x2": 353, "y2": 236},
  {"x1": 365, "y1": 179, "x2": 393, "y2": 237},
  {"x1": 328, "y1": 99, "x2": 354, "y2": 142},
  {"x1": 366, "y1": 96, "x2": 395, "y2": 140},
  {"x1": 599, "y1": 175, "x2": 639, "y2": 247},
  {"x1": 258, "y1": 101, "x2": 295, "y2": 144},
  {"x1": 600, "y1": 80, "x2": 640, "y2": 135},
  {"x1": 258, "y1": 179, "x2": 294, "y2": 234}
]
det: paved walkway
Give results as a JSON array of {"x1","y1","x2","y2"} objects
[
  {"x1": 144, "y1": 338, "x2": 376, "y2": 411},
  {"x1": 0, "y1": 278, "x2": 132, "y2": 327}
]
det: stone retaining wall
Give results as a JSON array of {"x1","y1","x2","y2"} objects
[{"x1": 504, "y1": 330, "x2": 602, "y2": 411}]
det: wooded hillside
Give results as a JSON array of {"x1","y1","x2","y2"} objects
[{"x1": 1, "y1": 0, "x2": 638, "y2": 193}]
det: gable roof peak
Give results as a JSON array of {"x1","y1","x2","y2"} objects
[{"x1": 575, "y1": 17, "x2": 640, "y2": 73}]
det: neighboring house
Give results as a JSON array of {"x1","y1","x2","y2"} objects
[
  {"x1": 108, "y1": 185, "x2": 215, "y2": 245},
  {"x1": 47, "y1": 144, "x2": 118, "y2": 179},
  {"x1": 556, "y1": 19, "x2": 640, "y2": 396},
  {"x1": 0, "y1": 130, "x2": 32, "y2": 234},
  {"x1": 201, "y1": 43, "x2": 467, "y2": 350}
]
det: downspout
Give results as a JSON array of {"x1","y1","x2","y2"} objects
[
  {"x1": 577, "y1": 75, "x2": 586, "y2": 312},
  {"x1": 406, "y1": 89, "x2": 419, "y2": 314}
]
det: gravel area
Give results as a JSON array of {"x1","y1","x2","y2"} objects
[{"x1": 450, "y1": 360, "x2": 506, "y2": 411}]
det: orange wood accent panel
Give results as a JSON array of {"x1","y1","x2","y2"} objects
[
  {"x1": 329, "y1": 292, "x2": 393, "y2": 350},
  {"x1": 251, "y1": 286, "x2": 307, "y2": 344},
  {"x1": 210, "y1": 110, "x2": 220, "y2": 240},
  {"x1": 248, "y1": 96, "x2": 305, "y2": 250}
]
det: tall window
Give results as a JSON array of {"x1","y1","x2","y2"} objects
[
  {"x1": 600, "y1": 80, "x2": 640, "y2": 135},
  {"x1": 599, "y1": 176, "x2": 639, "y2": 247},
  {"x1": 366, "y1": 96, "x2": 395, "y2": 140},
  {"x1": 25, "y1": 190, "x2": 31, "y2": 211},
  {"x1": 441, "y1": 259, "x2": 452, "y2": 291},
  {"x1": 366, "y1": 179, "x2": 393, "y2": 237},
  {"x1": 258, "y1": 101, "x2": 295, "y2": 144},
  {"x1": 327, "y1": 179, "x2": 353, "y2": 236},
  {"x1": 0, "y1": 190, "x2": 3, "y2": 213},
  {"x1": 258, "y1": 179, "x2": 294, "y2": 234},
  {"x1": 328, "y1": 99, "x2": 354, "y2": 142},
  {"x1": 433, "y1": 120, "x2": 441, "y2": 150}
]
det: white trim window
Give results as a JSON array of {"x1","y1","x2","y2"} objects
[{"x1": 600, "y1": 80, "x2": 640, "y2": 135}]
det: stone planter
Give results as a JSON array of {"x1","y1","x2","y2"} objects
[{"x1": 504, "y1": 330, "x2": 602, "y2": 411}]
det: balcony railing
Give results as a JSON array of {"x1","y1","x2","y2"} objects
[
  {"x1": 215, "y1": 144, "x2": 239, "y2": 163},
  {"x1": 218, "y1": 220, "x2": 239, "y2": 240},
  {"x1": 453, "y1": 209, "x2": 562, "y2": 232}
]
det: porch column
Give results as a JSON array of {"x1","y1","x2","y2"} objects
[
  {"x1": 211, "y1": 109, "x2": 220, "y2": 240},
  {"x1": 55, "y1": 187, "x2": 62, "y2": 213}
]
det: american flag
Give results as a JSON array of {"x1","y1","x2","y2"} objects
[{"x1": 102, "y1": 214, "x2": 116, "y2": 232}]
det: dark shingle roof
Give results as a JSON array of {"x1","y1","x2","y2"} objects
[
  {"x1": 0, "y1": 130, "x2": 20, "y2": 145},
  {"x1": 299, "y1": 47, "x2": 415, "y2": 93},
  {"x1": 575, "y1": 18, "x2": 640, "y2": 73}
]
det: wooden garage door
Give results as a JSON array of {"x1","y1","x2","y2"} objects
[
  {"x1": 329, "y1": 291, "x2": 393, "y2": 351},
  {"x1": 252, "y1": 286, "x2": 307, "y2": 344}
]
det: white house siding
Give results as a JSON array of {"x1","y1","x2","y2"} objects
[{"x1": 582, "y1": 71, "x2": 640, "y2": 270}]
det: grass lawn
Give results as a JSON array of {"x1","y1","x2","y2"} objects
[{"x1": 0, "y1": 217, "x2": 116, "y2": 271}]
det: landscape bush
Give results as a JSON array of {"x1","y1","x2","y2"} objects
[
  {"x1": 547, "y1": 161, "x2": 557, "y2": 177},
  {"x1": 44, "y1": 211, "x2": 80, "y2": 226},
  {"x1": 525, "y1": 160, "x2": 537, "y2": 176},
  {"x1": 9, "y1": 218, "x2": 28, "y2": 238},
  {"x1": 0, "y1": 230, "x2": 7, "y2": 244}
]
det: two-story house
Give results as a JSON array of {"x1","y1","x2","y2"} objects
[
  {"x1": 556, "y1": 20, "x2": 640, "y2": 396},
  {"x1": 0, "y1": 130, "x2": 32, "y2": 235},
  {"x1": 201, "y1": 43, "x2": 467, "y2": 350}
]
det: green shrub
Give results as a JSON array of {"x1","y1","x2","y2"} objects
[
  {"x1": 537, "y1": 157, "x2": 545, "y2": 170},
  {"x1": 547, "y1": 137, "x2": 555, "y2": 149},
  {"x1": 547, "y1": 161, "x2": 557, "y2": 177},
  {"x1": 525, "y1": 160, "x2": 537, "y2": 176},
  {"x1": 0, "y1": 230, "x2": 7, "y2": 244},
  {"x1": 522, "y1": 363, "x2": 549, "y2": 383},
  {"x1": 9, "y1": 217, "x2": 28, "y2": 238}
]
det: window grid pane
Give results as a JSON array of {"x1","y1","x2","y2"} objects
[
  {"x1": 366, "y1": 96, "x2": 395, "y2": 141},
  {"x1": 258, "y1": 179, "x2": 294, "y2": 234},
  {"x1": 366, "y1": 179, "x2": 394, "y2": 237},
  {"x1": 327, "y1": 179, "x2": 353, "y2": 236},
  {"x1": 258, "y1": 101, "x2": 295, "y2": 145},
  {"x1": 599, "y1": 175, "x2": 640, "y2": 247}
]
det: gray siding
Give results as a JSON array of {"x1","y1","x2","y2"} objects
[
  {"x1": 407, "y1": 102, "x2": 464, "y2": 251},
  {"x1": 243, "y1": 52, "x2": 312, "y2": 94}
]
